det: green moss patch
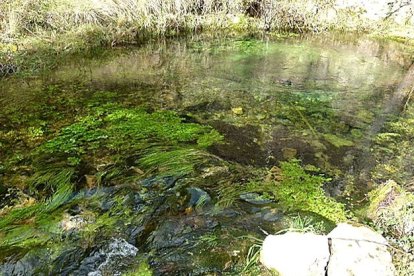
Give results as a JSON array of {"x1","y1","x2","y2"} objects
[{"x1": 275, "y1": 161, "x2": 348, "y2": 223}]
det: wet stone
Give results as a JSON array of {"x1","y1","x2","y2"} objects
[
  {"x1": 148, "y1": 215, "x2": 219, "y2": 251},
  {"x1": 140, "y1": 176, "x2": 178, "y2": 190},
  {"x1": 1, "y1": 249, "x2": 49, "y2": 276},
  {"x1": 126, "y1": 225, "x2": 145, "y2": 244},
  {"x1": 255, "y1": 208, "x2": 283, "y2": 222},
  {"x1": 122, "y1": 192, "x2": 145, "y2": 212},
  {"x1": 52, "y1": 247, "x2": 88, "y2": 275},
  {"x1": 67, "y1": 204, "x2": 82, "y2": 216},
  {"x1": 73, "y1": 238, "x2": 138, "y2": 276},
  {"x1": 100, "y1": 199, "x2": 115, "y2": 212},
  {"x1": 187, "y1": 187, "x2": 212, "y2": 208},
  {"x1": 215, "y1": 208, "x2": 241, "y2": 218},
  {"x1": 240, "y1": 192, "x2": 273, "y2": 205}
]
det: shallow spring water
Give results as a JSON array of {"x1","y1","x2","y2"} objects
[{"x1": 0, "y1": 34, "x2": 413, "y2": 274}]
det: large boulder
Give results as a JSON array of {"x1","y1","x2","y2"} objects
[
  {"x1": 261, "y1": 223, "x2": 396, "y2": 276},
  {"x1": 327, "y1": 223, "x2": 395, "y2": 276},
  {"x1": 261, "y1": 232, "x2": 330, "y2": 276}
]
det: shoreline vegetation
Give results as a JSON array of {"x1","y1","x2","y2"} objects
[{"x1": 1, "y1": 0, "x2": 414, "y2": 73}]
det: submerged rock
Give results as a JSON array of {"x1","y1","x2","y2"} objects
[
  {"x1": 140, "y1": 176, "x2": 178, "y2": 190},
  {"x1": 0, "y1": 248, "x2": 54, "y2": 276},
  {"x1": 240, "y1": 192, "x2": 273, "y2": 205},
  {"x1": 187, "y1": 187, "x2": 212, "y2": 208},
  {"x1": 75, "y1": 238, "x2": 138, "y2": 276},
  {"x1": 255, "y1": 208, "x2": 282, "y2": 222}
]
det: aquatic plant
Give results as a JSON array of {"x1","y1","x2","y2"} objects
[
  {"x1": 0, "y1": 106, "x2": 223, "y2": 253},
  {"x1": 366, "y1": 180, "x2": 414, "y2": 276},
  {"x1": 275, "y1": 160, "x2": 347, "y2": 223},
  {"x1": 371, "y1": 106, "x2": 414, "y2": 186},
  {"x1": 283, "y1": 214, "x2": 327, "y2": 234},
  {"x1": 27, "y1": 108, "x2": 223, "y2": 189},
  {"x1": 123, "y1": 261, "x2": 154, "y2": 276},
  {"x1": 217, "y1": 160, "x2": 348, "y2": 223}
]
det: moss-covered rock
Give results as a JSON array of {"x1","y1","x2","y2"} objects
[
  {"x1": 367, "y1": 180, "x2": 414, "y2": 237},
  {"x1": 367, "y1": 180, "x2": 414, "y2": 275}
]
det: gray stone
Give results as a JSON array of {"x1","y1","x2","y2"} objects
[
  {"x1": 187, "y1": 187, "x2": 211, "y2": 208},
  {"x1": 260, "y1": 223, "x2": 396, "y2": 276},
  {"x1": 327, "y1": 223, "x2": 396, "y2": 276},
  {"x1": 75, "y1": 238, "x2": 138, "y2": 276},
  {"x1": 240, "y1": 192, "x2": 273, "y2": 205},
  {"x1": 261, "y1": 232, "x2": 330, "y2": 276}
]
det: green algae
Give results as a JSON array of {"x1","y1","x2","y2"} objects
[
  {"x1": 371, "y1": 105, "x2": 414, "y2": 186},
  {"x1": 0, "y1": 106, "x2": 223, "y2": 252},
  {"x1": 123, "y1": 261, "x2": 153, "y2": 276},
  {"x1": 275, "y1": 161, "x2": 348, "y2": 223},
  {"x1": 216, "y1": 160, "x2": 348, "y2": 223},
  {"x1": 35, "y1": 108, "x2": 222, "y2": 166},
  {"x1": 322, "y1": 133, "x2": 354, "y2": 148}
]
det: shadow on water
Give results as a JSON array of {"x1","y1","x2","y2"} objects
[{"x1": 1, "y1": 34, "x2": 414, "y2": 274}]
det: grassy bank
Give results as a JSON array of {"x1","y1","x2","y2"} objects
[
  {"x1": 1, "y1": 0, "x2": 414, "y2": 75},
  {"x1": 0, "y1": 0, "x2": 335, "y2": 43}
]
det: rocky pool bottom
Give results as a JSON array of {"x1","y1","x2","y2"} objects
[
  {"x1": 1, "y1": 36, "x2": 414, "y2": 275},
  {"x1": 0, "y1": 103, "x2": 413, "y2": 275},
  {"x1": 0, "y1": 105, "x2": 344, "y2": 275}
]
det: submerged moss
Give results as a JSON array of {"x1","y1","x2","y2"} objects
[
  {"x1": 35, "y1": 108, "x2": 222, "y2": 167},
  {"x1": 0, "y1": 106, "x2": 223, "y2": 251},
  {"x1": 217, "y1": 160, "x2": 348, "y2": 223},
  {"x1": 322, "y1": 133, "x2": 354, "y2": 148},
  {"x1": 371, "y1": 106, "x2": 414, "y2": 186},
  {"x1": 275, "y1": 160, "x2": 348, "y2": 223}
]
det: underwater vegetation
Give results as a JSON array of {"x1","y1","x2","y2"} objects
[
  {"x1": 0, "y1": 101, "x2": 351, "y2": 274},
  {"x1": 0, "y1": 106, "x2": 223, "y2": 252},
  {"x1": 217, "y1": 160, "x2": 348, "y2": 224}
]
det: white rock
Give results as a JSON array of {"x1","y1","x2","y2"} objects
[
  {"x1": 261, "y1": 232, "x2": 329, "y2": 276},
  {"x1": 60, "y1": 213, "x2": 87, "y2": 231},
  {"x1": 327, "y1": 223, "x2": 396, "y2": 276}
]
